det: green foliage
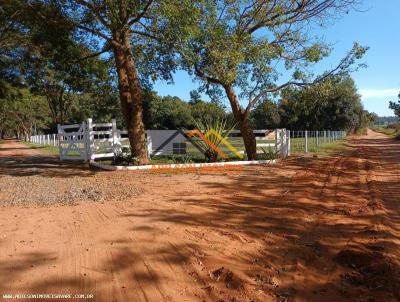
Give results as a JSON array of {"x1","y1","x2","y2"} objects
[
  {"x1": 279, "y1": 75, "x2": 368, "y2": 132},
  {"x1": 260, "y1": 147, "x2": 279, "y2": 160},
  {"x1": 179, "y1": 1, "x2": 367, "y2": 111},
  {"x1": 389, "y1": 93, "x2": 400, "y2": 118},
  {"x1": 23, "y1": 142, "x2": 59, "y2": 156},
  {"x1": 250, "y1": 100, "x2": 280, "y2": 129},
  {"x1": 0, "y1": 0, "x2": 372, "y2": 149},
  {"x1": 0, "y1": 87, "x2": 50, "y2": 138},
  {"x1": 113, "y1": 147, "x2": 138, "y2": 166},
  {"x1": 143, "y1": 91, "x2": 226, "y2": 130},
  {"x1": 190, "y1": 117, "x2": 235, "y2": 162}
]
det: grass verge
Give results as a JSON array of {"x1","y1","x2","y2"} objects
[
  {"x1": 23, "y1": 142, "x2": 59, "y2": 156},
  {"x1": 371, "y1": 126, "x2": 398, "y2": 137},
  {"x1": 310, "y1": 140, "x2": 350, "y2": 157},
  {"x1": 290, "y1": 139, "x2": 350, "y2": 158}
]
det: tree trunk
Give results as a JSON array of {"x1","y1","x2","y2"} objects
[
  {"x1": 122, "y1": 35, "x2": 148, "y2": 164},
  {"x1": 223, "y1": 84, "x2": 257, "y2": 160},
  {"x1": 112, "y1": 33, "x2": 148, "y2": 164}
]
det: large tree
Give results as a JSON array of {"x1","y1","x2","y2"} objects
[
  {"x1": 279, "y1": 75, "x2": 366, "y2": 131},
  {"x1": 389, "y1": 93, "x2": 400, "y2": 118},
  {"x1": 0, "y1": 88, "x2": 50, "y2": 140},
  {"x1": 180, "y1": 0, "x2": 367, "y2": 159},
  {"x1": 26, "y1": 0, "x2": 197, "y2": 164}
]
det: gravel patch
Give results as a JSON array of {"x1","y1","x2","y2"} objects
[{"x1": 0, "y1": 175, "x2": 143, "y2": 206}]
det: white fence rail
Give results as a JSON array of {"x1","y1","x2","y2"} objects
[
  {"x1": 288, "y1": 130, "x2": 347, "y2": 153},
  {"x1": 31, "y1": 134, "x2": 58, "y2": 147},
  {"x1": 29, "y1": 118, "x2": 346, "y2": 162}
]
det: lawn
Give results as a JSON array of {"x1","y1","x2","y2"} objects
[
  {"x1": 23, "y1": 142, "x2": 59, "y2": 156},
  {"x1": 371, "y1": 124, "x2": 400, "y2": 140},
  {"x1": 371, "y1": 126, "x2": 398, "y2": 137},
  {"x1": 289, "y1": 136, "x2": 348, "y2": 155}
]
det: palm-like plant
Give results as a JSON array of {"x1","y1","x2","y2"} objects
[{"x1": 186, "y1": 117, "x2": 235, "y2": 162}]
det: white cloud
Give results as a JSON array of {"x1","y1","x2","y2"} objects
[{"x1": 359, "y1": 88, "x2": 399, "y2": 99}]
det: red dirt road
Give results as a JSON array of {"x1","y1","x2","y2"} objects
[{"x1": 0, "y1": 131, "x2": 399, "y2": 302}]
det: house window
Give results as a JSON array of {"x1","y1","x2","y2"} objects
[{"x1": 173, "y1": 143, "x2": 187, "y2": 154}]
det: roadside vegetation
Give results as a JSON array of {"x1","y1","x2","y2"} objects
[
  {"x1": 381, "y1": 94, "x2": 400, "y2": 139},
  {"x1": 22, "y1": 142, "x2": 59, "y2": 156},
  {"x1": 0, "y1": 0, "x2": 375, "y2": 164},
  {"x1": 310, "y1": 140, "x2": 350, "y2": 157},
  {"x1": 372, "y1": 124, "x2": 400, "y2": 139},
  {"x1": 371, "y1": 92, "x2": 400, "y2": 138}
]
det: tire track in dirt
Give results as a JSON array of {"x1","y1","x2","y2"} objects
[
  {"x1": 330, "y1": 133, "x2": 399, "y2": 302},
  {"x1": 1, "y1": 135, "x2": 399, "y2": 301}
]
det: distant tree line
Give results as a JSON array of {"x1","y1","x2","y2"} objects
[
  {"x1": 389, "y1": 93, "x2": 400, "y2": 119},
  {"x1": 0, "y1": 71, "x2": 375, "y2": 140},
  {"x1": 144, "y1": 74, "x2": 375, "y2": 132}
]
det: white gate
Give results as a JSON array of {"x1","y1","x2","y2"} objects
[
  {"x1": 87, "y1": 119, "x2": 130, "y2": 161},
  {"x1": 57, "y1": 122, "x2": 88, "y2": 161},
  {"x1": 57, "y1": 119, "x2": 291, "y2": 161}
]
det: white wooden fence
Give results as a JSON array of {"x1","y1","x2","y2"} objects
[
  {"x1": 28, "y1": 119, "x2": 310, "y2": 162},
  {"x1": 30, "y1": 134, "x2": 58, "y2": 147}
]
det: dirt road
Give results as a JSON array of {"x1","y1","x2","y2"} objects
[{"x1": 0, "y1": 131, "x2": 399, "y2": 302}]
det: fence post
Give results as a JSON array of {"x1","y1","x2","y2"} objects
[
  {"x1": 57, "y1": 124, "x2": 63, "y2": 160},
  {"x1": 279, "y1": 129, "x2": 285, "y2": 157},
  {"x1": 86, "y1": 118, "x2": 93, "y2": 162},
  {"x1": 147, "y1": 130, "x2": 152, "y2": 158},
  {"x1": 286, "y1": 129, "x2": 291, "y2": 157},
  {"x1": 111, "y1": 119, "x2": 120, "y2": 156},
  {"x1": 305, "y1": 130, "x2": 308, "y2": 153}
]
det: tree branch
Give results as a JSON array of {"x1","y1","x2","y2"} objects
[
  {"x1": 194, "y1": 65, "x2": 223, "y2": 85},
  {"x1": 245, "y1": 80, "x2": 309, "y2": 115},
  {"x1": 244, "y1": 41, "x2": 364, "y2": 114},
  {"x1": 128, "y1": 0, "x2": 154, "y2": 26},
  {"x1": 75, "y1": 0, "x2": 111, "y2": 29},
  {"x1": 72, "y1": 46, "x2": 111, "y2": 63}
]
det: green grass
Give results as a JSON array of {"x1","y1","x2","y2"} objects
[
  {"x1": 371, "y1": 126, "x2": 400, "y2": 140},
  {"x1": 290, "y1": 137, "x2": 340, "y2": 153},
  {"x1": 290, "y1": 136, "x2": 349, "y2": 157},
  {"x1": 371, "y1": 126, "x2": 397, "y2": 136},
  {"x1": 23, "y1": 142, "x2": 59, "y2": 156},
  {"x1": 311, "y1": 140, "x2": 350, "y2": 157}
]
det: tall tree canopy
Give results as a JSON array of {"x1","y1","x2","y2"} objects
[
  {"x1": 24, "y1": 0, "x2": 198, "y2": 164},
  {"x1": 389, "y1": 93, "x2": 400, "y2": 118},
  {"x1": 0, "y1": 0, "x2": 371, "y2": 163},
  {"x1": 180, "y1": 0, "x2": 367, "y2": 159},
  {"x1": 279, "y1": 75, "x2": 367, "y2": 131}
]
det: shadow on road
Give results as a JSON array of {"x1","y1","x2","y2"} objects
[{"x1": 0, "y1": 139, "x2": 94, "y2": 178}]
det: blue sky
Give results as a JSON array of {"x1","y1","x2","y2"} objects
[{"x1": 154, "y1": 0, "x2": 399, "y2": 116}]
